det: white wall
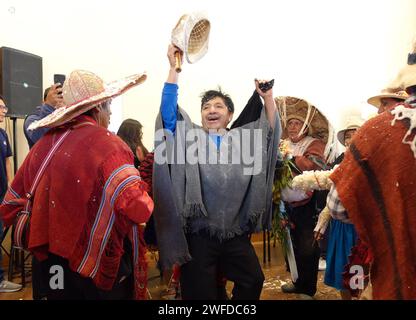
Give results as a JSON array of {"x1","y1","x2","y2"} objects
[{"x1": 1, "y1": 0, "x2": 416, "y2": 166}]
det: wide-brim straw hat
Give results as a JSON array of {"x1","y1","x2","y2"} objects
[
  {"x1": 28, "y1": 70, "x2": 146, "y2": 130},
  {"x1": 386, "y1": 40, "x2": 416, "y2": 92},
  {"x1": 337, "y1": 116, "x2": 364, "y2": 146},
  {"x1": 275, "y1": 96, "x2": 336, "y2": 162},
  {"x1": 367, "y1": 90, "x2": 408, "y2": 109},
  {"x1": 387, "y1": 64, "x2": 416, "y2": 92},
  {"x1": 171, "y1": 12, "x2": 210, "y2": 64}
]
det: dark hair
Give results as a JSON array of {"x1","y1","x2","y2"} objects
[
  {"x1": 43, "y1": 87, "x2": 51, "y2": 101},
  {"x1": 406, "y1": 85, "x2": 416, "y2": 95},
  {"x1": 0, "y1": 94, "x2": 5, "y2": 105},
  {"x1": 117, "y1": 118, "x2": 149, "y2": 160},
  {"x1": 200, "y1": 87, "x2": 234, "y2": 113}
]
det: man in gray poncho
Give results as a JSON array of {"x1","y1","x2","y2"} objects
[{"x1": 153, "y1": 44, "x2": 280, "y2": 300}]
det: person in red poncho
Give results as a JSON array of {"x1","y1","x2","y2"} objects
[
  {"x1": 328, "y1": 44, "x2": 416, "y2": 300},
  {"x1": 0, "y1": 70, "x2": 153, "y2": 300}
]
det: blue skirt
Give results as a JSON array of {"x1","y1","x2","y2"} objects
[{"x1": 324, "y1": 219, "x2": 358, "y2": 291}]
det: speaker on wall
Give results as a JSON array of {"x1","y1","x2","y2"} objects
[{"x1": 0, "y1": 47, "x2": 43, "y2": 118}]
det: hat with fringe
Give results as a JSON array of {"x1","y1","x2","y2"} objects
[{"x1": 275, "y1": 96, "x2": 337, "y2": 162}]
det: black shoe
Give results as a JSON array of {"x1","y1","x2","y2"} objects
[{"x1": 281, "y1": 283, "x2": 300, "y2": 294}]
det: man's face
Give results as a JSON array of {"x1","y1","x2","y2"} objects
[
  {"x1": 379, "y1": 98, "x2": 401, "y2": 114},
  {"x1": 343, "y1": 129, "x2": 356, "y2": 148},
  {"x1": 201, "y1": 96, "x2": 233, "y2": 131},
  {"x1": 287, "y1": 118, "x2": 306, "y2": 142},
  {"x1": 0, "y1": 99, "x2": 7, "y2": 122}
]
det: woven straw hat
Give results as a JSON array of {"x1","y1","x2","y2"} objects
[
  {"x1": 386, "y1": 40, "x2": 416, "y2": 92},
  {"x1": 28, "y1": 70, "x2": 146, "y2": 130},
  {"x1": 367, "y1": 90, "x2": 408, "y2": 109},
  {"x1": 275, "y1": 96, "x2": 337, "y2": 162},
  {"x1": 171, "y1": 12, "x2": 210, "y2": 64},
  {"x1": 276, "y1": 96, "x2": 332, "y2": 143}
]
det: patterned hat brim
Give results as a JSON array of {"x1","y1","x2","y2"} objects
[{"x1": 28, "y1": 73, "x2": 146, "y2": 130}]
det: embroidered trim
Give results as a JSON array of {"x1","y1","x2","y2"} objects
[{"x1": 76, "y1": 164, "x2": 138, "y2": 276}]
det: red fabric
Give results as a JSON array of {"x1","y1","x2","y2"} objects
[
  {"x1": 136, "y1": 226, "x2": 148, "y2": 300},
  {"x1": 172, "y1": 264, "x2": 181, "y2": 283},
  {"x1": 139, "y1": 152, "x2": 154, "y2": 198},
  {"x1": 342, "y1": 239, "x2": 373, "y2": 298},
  {"x1": 294, "y1": 139, "x2": 326, "y2": 171},
  {"x1": 330, "y1": 108, "x2": 416, "y2": 299},
  {"x1": 135, "y1": 151, "x2": 155, "y2": 299},
  {"x1": 0, "y1": 115, "x2": 153, "y2": 298}
]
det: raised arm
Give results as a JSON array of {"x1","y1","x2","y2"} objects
[
  {"x1": 255, "y1": 79, "x2": 277, "y2": 129},
  {"x1": 24, "y1": 84, "x2": 64, "y2": 147},
  {"x1": 166, "y1": 44, "x2": 182, "y2": 84},
  {"x1": 160, "y1": 45, "x2": 184, "y2": 133}
]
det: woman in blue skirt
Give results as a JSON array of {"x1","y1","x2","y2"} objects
[{"x1": 314, "y1": 118, "x2": 362, "y2": 300}]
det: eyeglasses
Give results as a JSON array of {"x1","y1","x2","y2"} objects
[{"x1": 0, "y1": 105, "x2": 8, "y2": 112}]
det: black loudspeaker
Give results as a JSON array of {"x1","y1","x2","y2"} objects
[{"x1": 0, "y1": 47, "x2": 43, "y2": 118}]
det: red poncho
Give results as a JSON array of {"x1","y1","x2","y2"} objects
[
  {"x1": 330, "y1": 108, "x2": 416, "y2": 300},
  {"x1": 0, "y1": 115, "x2": 153, "y2": 299}
]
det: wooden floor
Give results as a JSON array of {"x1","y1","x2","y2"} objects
[{"x1": 0, "y1": 235, "x2": 339, "y2": 300}]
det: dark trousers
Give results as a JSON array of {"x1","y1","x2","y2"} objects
[
  {"x1": 43, "y1": 253, "x2": 134, "y2": 300},
  {"x1": 32, "y1": 256, "x2": 49, "y2": 300},
  {"x1": 288, "y1": 200, "x2": 320, "y2": 296},
  {"x1": 319, "y1": 228, "x2": 330, "y2": 259},
  {"x1": 180, "y1": 232, "x2": 264, "y2": 300}
]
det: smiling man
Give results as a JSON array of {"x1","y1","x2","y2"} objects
[
  {"x1": 153, "y1": 44, "x2": 280, "y2": 300},
  {"x1": 200, "y1": 90, "x2": 234, "y2": 130}
]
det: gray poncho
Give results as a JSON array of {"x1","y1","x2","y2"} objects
[{"x1": 153, "y1": 105, "x2": 280, "y2": 269}]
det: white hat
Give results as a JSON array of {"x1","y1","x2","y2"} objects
[
  {"x1": 337, "y1": 116, "x2": 364, "y2": 146},
  {"x1": 386, "y1": 40, "x2": 416, "y2": 92},
  {"x1": 171, "y1": 12, "x2": 211, "y2": 64},
  {"x1": 367, "y1": 90, "x2": 408, "y2": 109}
]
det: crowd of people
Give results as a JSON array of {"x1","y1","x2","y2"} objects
[{"x1": 0, "y1": 40, "x2": 415, "y2": 300}]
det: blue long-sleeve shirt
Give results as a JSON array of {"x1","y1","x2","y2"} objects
[
  {"x1": 160, "y1": 83, "x2": 179, "y2": 134},
  {"x1": 23, "y1": 104, "x2": 55, "y2": 149},
  {"x1": 160, "y1": 83, "x2": 222, "y2": 149}
]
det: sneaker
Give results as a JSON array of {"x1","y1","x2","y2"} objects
[
  {"x1": 0, "y1": 280, "x2": 22, "y2": 293},
  {"x1": 318, "y1": 258, "x2": 326, "y2": 271},
  {"x1": 281, "y1": 283, "x2": 300, "y2": 294}
]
